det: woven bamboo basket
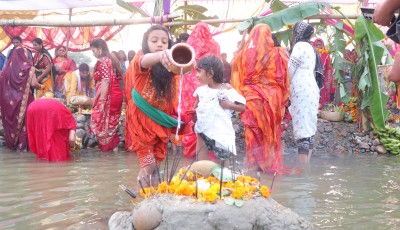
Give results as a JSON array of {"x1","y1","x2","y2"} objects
[{"x1": 320, "y1": 111, "x2": 344, "y2": 122}]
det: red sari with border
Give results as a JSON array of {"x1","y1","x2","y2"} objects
[
  {"x1": 33, "y1": 51, "x2": 54, "y2": 99},
  {"x1": 90, "y1": 56, "x2": 123, "y2": 151},
  {"x1": 0, "y1": 47, "x2": 34, "y2": 150},
  {"x1": 312, "y1": 38, "x2": 334, "y2": 105}
]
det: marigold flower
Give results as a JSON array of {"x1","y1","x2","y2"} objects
[
  {"x1": 232, "y1": 186, "x2": 245, "y2": 199},
  {"x1": 157, "y1": 181, "x2": 168, "y2": 194},
  {"x1": 175, "y1": 183, "x2": 193, "y2": 196},
  {"x1": 260, "y1": 185, "x2": 270, "y2": 198},
  {"x1": 202, "y1": 189, "x2": 218, "y2": 202}
]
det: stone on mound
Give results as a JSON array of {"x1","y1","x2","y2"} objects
[{"x1": 109, "y1": 194, "x2": 316, "y2": 230}]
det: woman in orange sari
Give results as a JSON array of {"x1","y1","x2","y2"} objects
[
  {"x1": 124, "y1": 25, "x2": 178, "y2": 187},
  {"x1": 235, "y1": 24, "x2": 289, "y2": 173},
  {"x1": 32, "y1": 38, "x2": 54, "y2": 99},
  {"x1": 53, "y1": 45, "x2": 77, "y2": 98},
  {"x1": 89, "y1": 38, "x2": 123, "y2": 151}
]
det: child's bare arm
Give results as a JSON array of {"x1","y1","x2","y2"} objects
[{"x1": 141, "y1": 50, "x2": 172, "y2": 71}]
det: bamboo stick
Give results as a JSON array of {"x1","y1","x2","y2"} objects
[
  {"x1": 0, "y1": 14, "x2": 360, "y2": 27},
  {"x1": 0, "y1": 14, "x2": 180, "y2": 27},
  {"x1": 164, "y1": 14, "x2": 360, "y2": 26}
]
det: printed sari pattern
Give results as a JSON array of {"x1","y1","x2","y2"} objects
[
  {"x1": 236, "y1": 24, "x2": 289, "y2": 173},
  {"x1": 90, "y1": 56, "x2": 123, "y2": 151},
  {"x1": 33, "y1": 51, "x2": 53, "y2": 98},
  {"x1": 0, "y1": 47, "x2": 34, "y2": 150}
]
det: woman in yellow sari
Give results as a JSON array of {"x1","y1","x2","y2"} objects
[
  {"x1": 234, "y1": 24, "x2": 289, "y2": 173},
  {"x1": 32, "y1": 38, "x2": 54, "y2": 99}
]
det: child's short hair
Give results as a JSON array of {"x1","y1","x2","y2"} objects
[{"x1": 197, "y1": 56, "x2": 224, "y2": 83}]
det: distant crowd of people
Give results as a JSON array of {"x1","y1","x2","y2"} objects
[
  {"x1": 0, "y1": 21, "x2": 327, "y2": 174},
  {"x1": 4, "y1": 12, "x2": 391, "y2": 182}
]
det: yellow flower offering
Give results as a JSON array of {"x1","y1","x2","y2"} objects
[{"x1": 137, "y1": 166, "x2": 273, "y2": 204}]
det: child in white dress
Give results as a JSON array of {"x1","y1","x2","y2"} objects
[{"x1": 193, "y1": 56, "x2": 246, "y2": 160}]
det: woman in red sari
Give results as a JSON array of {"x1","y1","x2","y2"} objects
[
  {"x1": 27, "y1": 98, "x2": 76, "y2": 161},
  {"x1": 180, "y1": 22, "x2": 221, "y2": 158},
  {"x1": 0, "y1": 38, "x2": 42, "y2": 151},
  {"x1": 313, "y1": 38, "x2": 334, "y2": 105},
  {"x1": 32, "y1": 38, "x2": 54, "y2": 99},
  {"x1": 90, "y1": 38, "x2": 123, "y2": 151},
  {"x1": 53, "y1": 45, "x2": 77, "y2": 97},
  {"x1": 235, "y1": 24, "x2": 289, "y2": 173}
]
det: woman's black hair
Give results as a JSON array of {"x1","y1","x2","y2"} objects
[
  {"x1": 33, "y1": 38, "x2": 45, "y2": 53},
  {"x1": 12, "y1": 36, "x2": 22, "y2": 43},
  {"x1": 141, "y1": 25, "x2": 174, "y2": 100},
  {"x1": 79, "y1": 63, "x2": 90, "y2": 72},
  {"x1": 7, "y1": 36, "x2": 24, "y2": 60},
  {"x1": 118, "y1": 50, "x2": 127, "y2": 62},
  {"x1": 272, "y1": 34, "x2": 281, "y2": 47},
  {"x1": 197, "y1": 56, "x2": 224, "y2": 84},
  {"x1": 90, "y1": 38, "x2": 122, "y2": 76}
]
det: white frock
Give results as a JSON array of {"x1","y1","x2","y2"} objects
[
  {"x1": 193, "y1": 85, "x2": 246, "y2": 155},
  {"x1": 288, "y1": 42, "x2": 320, "y2": 140}
]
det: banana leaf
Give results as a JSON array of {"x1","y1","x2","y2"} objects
[
  {"x1": 237, "y1": 2, "x2": 331, "y2": 32},
  {"x1": 331, "y1": 21, "x2": 348, "y2": 102},
  {"x1": 270, "y1": 0, "x2": 287, "y2": 12},
  {"x1": 174, "y1": 4, "x2": 208, "y2": 18},
  {"x1": 116, "y1": 0, "x2": 148, "y2": 17},
  {"x1": 354, "y1": 16, "x2": 388, "y2": 129}
]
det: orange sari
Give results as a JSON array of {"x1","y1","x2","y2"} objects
[
  {"x1": 124, "y1": 52, "x2": 175, "y2": 167},
  {"x1": 235, "y1": 24, "x2": 289, "y2": 173}
]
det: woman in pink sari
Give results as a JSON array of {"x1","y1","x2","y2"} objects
[
  {"x1": 53, "y1": 46, "x2": 77, "y2": 97},
  {"x1": 180, "y1": 22, "x2": 221, "y2": 158},
  {"x1": 89, "y1": 38, "x2": 123, "y2": 151},
  {"x1": 312, "y1": 38, "x2": 333, "y2": 105}
]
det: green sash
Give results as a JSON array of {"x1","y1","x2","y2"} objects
[{"x1": 132, "y1": 89, "x2": 183, "y2": 128}]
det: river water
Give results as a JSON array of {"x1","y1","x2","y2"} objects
[{"x1": 0, "y1": 147, "x2": 399, "y2": 230}]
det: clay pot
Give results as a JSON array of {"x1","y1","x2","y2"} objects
[{"x1": 168, "y1": 43, "x2": 195, "y2": 75}]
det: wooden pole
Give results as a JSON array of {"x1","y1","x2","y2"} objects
[
  {"x1": 0, "y1": 14, "x2": 360, "y2": 28},
  {"x1": 0, "y1": 14, "x2": 181, "y2": 27},
  {"x1": 163, "y1": 14, "x2": 360, "y2": 27},
  {"x1": 65, "y1": 8, "x2": 72, "y2": 52}
]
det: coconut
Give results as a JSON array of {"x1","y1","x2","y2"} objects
[
  {"x1": 188, "y1": 160, "x2": 218, "y2": 177},
  {"x1": 132, "y1": 206, "x2": 162, "y2": 230}
]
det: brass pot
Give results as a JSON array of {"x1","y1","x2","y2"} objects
[{"x1": 168, "y1": 43, "x2": 195, "y2": 75}]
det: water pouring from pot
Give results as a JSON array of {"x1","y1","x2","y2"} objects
[{"x1": 167, "y1": 43, "x2": 196, "y2": 75}]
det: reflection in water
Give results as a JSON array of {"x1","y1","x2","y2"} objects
[{"x1": 0, "y1": 147, "x2": 399, "y2": 229}]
